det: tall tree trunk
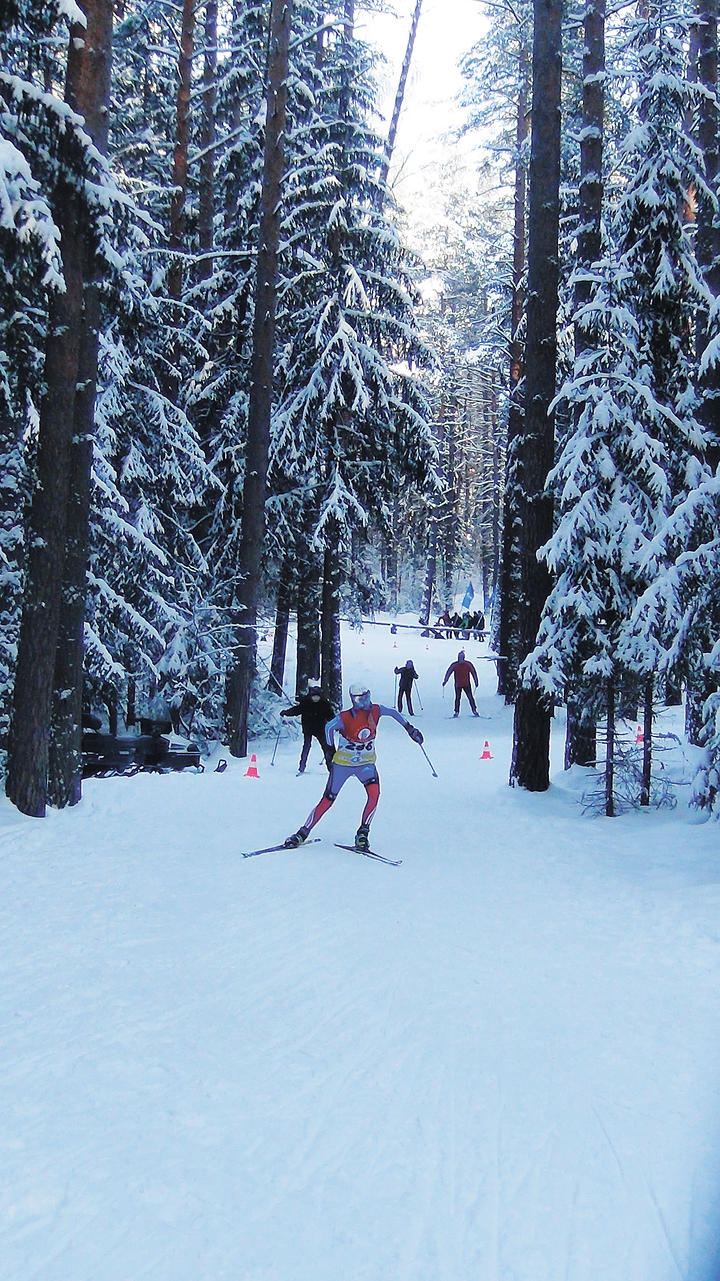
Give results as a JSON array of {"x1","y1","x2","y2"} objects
[
  {"x1": 225, "y1": 0, "x2": 292, "y2": 756},
  {"x1": 296, "y1": 545, "x2": 321, "y2": 697},
  {"x1": 640, "y1": 676, "x2": 653, "y2": 806},
  {"x1": 198, "y1": 0, "x2": 217, "y2": 285},
  {"x1": 168, "y1": 0, "x2": 196, "y2": 305},
  {"x1": 385, "y1": 497, "x2": 400, "y2": 611},
  {"x1": 420, "y1": 398, "x2": 446, "y2": 626},
  {"x1": 377, "y1": 0, "x2": 423, "y2": 198},
  {"x1": 696, "y1": 0, "x2": 720, "y2": 425},
  {"x1": 268, "y1": 558, "x2": 293, "y2": 695},
  {"x1": 419, "y1": 513, "x2": 438, "y2": 628},
  {"x1": 497, "y1": 40, "x2": 530, "y2": 699},
  {"x1": 321, "y1": 537, "x2": 343, "y2": 709},
  {"x1": 564, "y1": 696, "x2": 597, "y2": 769},
  {"x1": 48, "y1": 0, "x2": 113, "y2": 810},
  {"x1": 605, "y1": 675, "x2": 615, "y2": 817},
  {"x1": 565, "y1": 0, "x2": 605, "y2": 770},
  {"x1": 509, "y1": 0, "x2": 562, "y2": 792},
  {"x1": 5, "y1": 0, "x2": 113, "y2": 817}
]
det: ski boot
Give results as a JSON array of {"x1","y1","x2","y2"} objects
[
  {"x1": 354, "y1": 824, "x2": 370, "y2": 853},
  {"x1": 284, "y1": 827, "x2": 309, "y2": 849}
]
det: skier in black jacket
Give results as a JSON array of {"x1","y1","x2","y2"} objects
[
  {"x1": 394, "y1": 659, "x2": 419, "y2": 715},
  {"x1": 281, "y1": 685, "x2": 335, "y2": 772}
]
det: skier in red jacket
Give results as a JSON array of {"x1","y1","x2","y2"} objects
[
  {"x1": 284, "y1": 682, "x2": 423, "y2": 851},
  {"x1": 443, "y1": 650, "x2": 479, "y2": 717}
]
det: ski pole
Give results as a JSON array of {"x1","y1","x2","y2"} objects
[
  {"x1": 271, "y1": 726, "x2": 282, "y2": 766},
  {"x1": 419, "y1": 742, "x2": 438, "y2": 778},
  {"x1": 416, "y1": 683, "x2": 424, "y2": 712}
]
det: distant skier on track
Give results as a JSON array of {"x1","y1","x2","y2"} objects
[
  {"x1": 284, "y1": 683, "x2": 423, "y2": 851},
  {"x1": 443, "y1": 649, "x2": 479, "y2": 717},
  {"x1": 394, "y1": 659, "x2": 419, "y2": 715}
]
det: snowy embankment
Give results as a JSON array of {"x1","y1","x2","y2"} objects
[{"x1": 2, "y1": 620, "x2": 720, "y2": 1281}]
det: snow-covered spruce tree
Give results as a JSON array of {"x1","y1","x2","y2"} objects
[
  {"x1": 613, "y1": 4, "x2": 714, "y2": 753},
  {"x1": 85, "y1": 280, "x2": 219, "y2": 743},
  {"x1": 525, "y1": 2, "x2": 715, "y2": 812},
  {"x1": 269, "y1": 0, "x2": 437, "y2": 703},
  {"x1": 523, "y1": 261, "x2": 668, "y2": 814}
]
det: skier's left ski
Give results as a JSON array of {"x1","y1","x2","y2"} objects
[
  {"x1": 334, "y1": 843, "x2": 402, "y2": 867},
  {"x1": 242, "y1": 838, "x2": 320, "y2": 859}
]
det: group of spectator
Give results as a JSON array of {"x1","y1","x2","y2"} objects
[{"x1": 428, "y1": 608, "x2": 485, "y2": 641}]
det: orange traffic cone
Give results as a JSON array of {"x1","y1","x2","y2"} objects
[
  {"x1": 480, "y1": 740, "x2": 493, "y2": 760},
  {"x1": 244, "y1": 753, "x2": 260, "y2": 778},
  {"x1": 635, "y1": 725, "x2": 643, "y2": 744}
]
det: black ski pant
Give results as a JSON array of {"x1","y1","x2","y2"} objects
[
  {"x1": 398, "y1": 685, "x2": 414, "y2": 715},
  {"x1": 454, "y1": 684, "x2": 477, "y2": 715},
  {"x1": 299, "y1": 731, "x2": 334, "y2": 772}
]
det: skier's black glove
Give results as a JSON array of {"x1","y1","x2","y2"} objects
[
  {"x1": 406, "y1": 724, "x2": 423, "y2": 745},
  {"x1": 280, "y1": 709, "x2": 289, "y2": 717}
]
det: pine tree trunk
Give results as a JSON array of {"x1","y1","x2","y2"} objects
[
  {"x1": 696, "y1": 0, "x2": 720, "y2": 467},
  {"x1": 168, "y1": 0, "x2": 196, "y2": 305},
  {"x1": 268, "y1": 560, "x2": 292, "y2": 695},
  {"x1": 126, "y1": 677, "x2": 136, "y2": 728},
  {"x1": 497, "y1": 40, "x2": 530, "y2": 700},
  {"x1": 296, "y1": 551, "x2": 321, "y2": 696},
  {"x1": 605, "y1": 676, "x2": 615, "y2": 817},
  {"x1": 564, "y1": 0, "x2": 605, "y2": 770},
  {"x1": 48, "y1": 290, "x2": 99, "y2": 808},
  {"x1": 106, "y1": 691, "x2": 118, "y2": 737},
  {"x1": 686, "y1": 667, "x2": 711, "y2": 744},
  {"x1": 442, "y1": 407, "x2": 457, "y2": 605},
  {"x1": 198, "y1": 0, "x2": 217, "y2": 284},
  {"x1": 421, "y1": 399, "x2": 446, "y2": 626},
  {"x1": 6, "y1": 263, "x2": 83, "y2": 816},
  {"x1": 640, "y1": 676, "x2": 653, "y2": 806},
  {"x1": 564, "y1": 696, "x2": 596, "y2": 769},
  {"x1": 385, "y1": 498, "x2": 399, "y2": 610},
  {"x1": 377, "y1": 0, "x2": 423, "y2": 197},
  {"x1": 321, "y1": 539, "x2": 343, "y2": 709},
  {"x1": 47, "y1": 0, "x2": 113, "y2": 810},
  {"x1": 491, "y1": 388, "x2": 502, "y2": 603},
  {"x1": 509, "y1": 0, "x2": 562, "y2": 792},
  {"x1": 5, "y1": 0, "x2": 115, "y2": 816},
  {"x1": 225, "y1": 0, "x2": 292, "y2": 756},
  {"x1": 664, "y1": 671, "x2": 682, "y2": 706},
  {"x1": 419, "y1": 512, "x2": 438, "y2": 628}
]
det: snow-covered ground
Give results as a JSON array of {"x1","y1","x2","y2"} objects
[{"x1": 2, "y1": 619, "x2": 720, "y2": 1281}]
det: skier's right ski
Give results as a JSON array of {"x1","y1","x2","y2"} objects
[
  {"x1": 242, "y1": 838, "x2": 320, "y2": 859},
  {"x1": 334, "y1": 843, "x2": 402, "y2": 867}
]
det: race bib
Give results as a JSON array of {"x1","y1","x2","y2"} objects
[{"x1": 333, "y1": 740, "x2": 377, "y2": 767}]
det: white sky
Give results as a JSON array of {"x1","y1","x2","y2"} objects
[{"x1": 359, "y1": 0, "x2": 488, "y2": 209}]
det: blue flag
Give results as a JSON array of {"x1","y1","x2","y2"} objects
[{"x1": 461, "y1": 582, "x2": 474, "y2": 610}]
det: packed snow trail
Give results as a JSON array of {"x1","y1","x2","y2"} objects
[{"x1": 2, "y1": 620, "x2": 720, "y2": 1281}]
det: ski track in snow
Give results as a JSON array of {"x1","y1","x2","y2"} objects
[{"x1": 2, "y1": 620, "x2": 720, "y2": 1280}]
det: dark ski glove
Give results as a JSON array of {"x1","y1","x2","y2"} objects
[{"x1": 406, "y1": 724, "x2": 424, "y2": 745}]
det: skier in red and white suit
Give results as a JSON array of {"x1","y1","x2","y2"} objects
[{"x1": 284, "y1": 683, "x2": 423, "y2": 851}]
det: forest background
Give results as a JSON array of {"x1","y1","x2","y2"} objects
[{"x1": 2, "y1": 0, "x2": 720, "y2": 823}]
